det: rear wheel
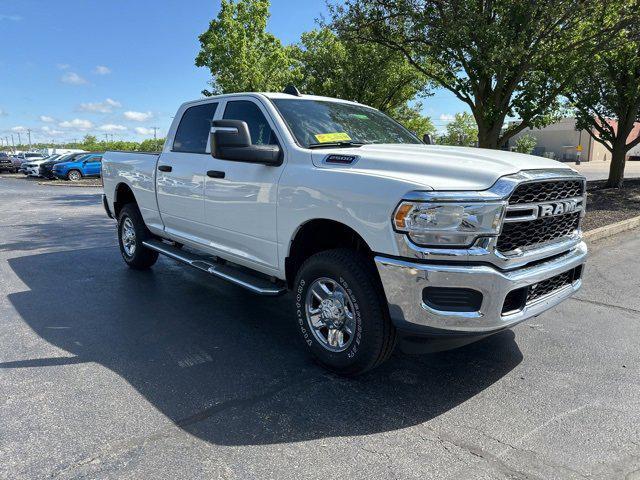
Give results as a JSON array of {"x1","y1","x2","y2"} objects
[
  {"x1": 293, "y1": 249, "x2": 396, "y2": 376},
  {"x1": 117, "y1": 204, "x2": 158, "y2": 270},
  {"x1": 67, "y1": 169, "x2": 82, "y2": 181}
]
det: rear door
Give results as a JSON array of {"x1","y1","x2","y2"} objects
[{"x1": 156, "y1": 101, "x2": 218, "y2": 241}]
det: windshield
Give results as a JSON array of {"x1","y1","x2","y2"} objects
[
  {"x1": 271, "y1": 99, "x2": 421, "y2": 148},
  {"x1": 26, "y1": 153, "x2": 42, "y2": 158}
]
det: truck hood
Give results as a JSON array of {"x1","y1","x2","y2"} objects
[{"x1": 312, "y1": 144, "x2": 577, "y2": 191}]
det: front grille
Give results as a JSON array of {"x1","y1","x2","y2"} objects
[
  {"x1": 497, "y1": 211, "x2": 581, "y2": 252},
  {"x1": 527, "y1": 266, "x2": 581, "y2": 303},
  {"x1": 508, "y1": 179, "x2": 585, "y2": 205},
  {"x1": 496, "y1": 178, "x2": 585, "y2": 253},
  {"x1": 501, "y1": 265, "x2": 582, "y2": 315}
]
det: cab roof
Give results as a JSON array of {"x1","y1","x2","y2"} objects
[{"x1": 180, "y1": 92, "x2": 370, "y2": 109}]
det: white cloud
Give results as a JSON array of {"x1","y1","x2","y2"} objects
[
  {"x1": 79, "y1": 98, "x2": 121, "y2": 113},
  {"x1": 134, "y1": 127, "x2": 156, "y2": 135},
  {"x1": 11, "y1": 126, "x2": 27, "y2": 132},
  {"x1": 94, "y1": 65, "x2": 111, "y2": 75},
  {"x1": 56, "y1": 63, "x2": 70, "y2": 70},
  {"x1": 40, "y1": 115, "x2": 55, "y2": 122},
  {"x1": 0, "y1": 14, "x2": 22, "y2": 21},
  {"x1": 41, "y1": 126, "x2": 64, "y2": 136},
  {"x1": 59, "y1": 118, "x2": 93, "y2": 130},
  {"x1": 99, "y1": 124, "x2": 127, "y2": 132},
  {"x1": 439, "y1": 113, "x2": 455, "y2": 122},
  {"x1": 61, "y1": 72, "x2": 87, "y2": 85},
  {"x1": 124, "y1": 110, "x2": 153, "y2": 122}
]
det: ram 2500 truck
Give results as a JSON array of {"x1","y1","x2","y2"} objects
[{"x1": 102, "y1": 91, "x2": 587, "y2": 375}]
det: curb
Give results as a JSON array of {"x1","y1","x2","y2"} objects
[
  {"x1": 584, "y1": 215, "x2": 640, "y2": 242},
  {"x1": 36, "y1": 182, "x2": 101, "y2": 187}
]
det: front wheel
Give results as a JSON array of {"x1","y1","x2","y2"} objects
[
  {"x1": 67, "y1": 169, "x2": 82, "y2": 181},
  {"x1": 117, "y1": 204, "x2": 159, "y2": 270},
  {"x1": 293, "y1": 249, "x2": 396, "y2": 376}
]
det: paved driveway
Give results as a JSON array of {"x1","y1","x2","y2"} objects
[
  {"x1": 572, "y1": 158, "x2": 640, "y2": 181},
  {"x1": 1, "y1": 176, "x2": 639, "y2": 479}
]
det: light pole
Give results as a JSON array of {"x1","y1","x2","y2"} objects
[{"x1": 27, "y1": 129, "x2": 32, "y2": 150}]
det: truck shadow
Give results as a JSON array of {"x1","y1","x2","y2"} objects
[{"x1": 6, "y1": 246, "x2": 522, "y2": 446}]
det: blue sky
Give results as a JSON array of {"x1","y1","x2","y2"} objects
[{"x1": 0, "y1": 0, "x2": 466, "y2": 146}]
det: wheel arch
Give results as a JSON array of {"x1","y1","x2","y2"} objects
[
  {"x1": 285, "y1": 218, "x2": 375, "y2": 289},
  {"x1": 113, "y1": 182, "x2": 138, "y2": 218}
]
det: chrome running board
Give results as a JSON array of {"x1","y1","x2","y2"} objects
[{"x1": 142, "y1": 239, "x2": 286, "y2": 296}]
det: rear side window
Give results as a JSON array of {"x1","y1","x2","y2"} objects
[
  {"x1": 223, "y1": 100, "x2": 276, "y2": 145},
  {"x1": 173, "y1": 102, "x2": 219, "y2": 153}
]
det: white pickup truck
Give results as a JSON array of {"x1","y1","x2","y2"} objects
[{"x1": 102, "y1": 91, "x2": 587, "y2": 375}]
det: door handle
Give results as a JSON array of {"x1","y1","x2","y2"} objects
[
  {"x1": 158, "y1": 165, "x2": 172, "y2": 172},
  {"x1": 207, "y1": 170, "x2": 225, "y2": 179}
]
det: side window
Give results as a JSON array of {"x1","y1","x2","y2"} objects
[
  {"x1": 173, "y1": 102, "x2": 218, "y2": 153},
  {"x1": 223, "y1": 100, "x2": 276, "y2": 145}
]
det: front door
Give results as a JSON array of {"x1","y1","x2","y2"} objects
[
  {"x1": 156, "y1": 101, "x2": 218, "y2": 241},
  {"x1": 203, "y1": 98, "x2": 283, "y2": 270},
  {"x1": 85, "y1": 156, "x2": 102, "y2": 176}
]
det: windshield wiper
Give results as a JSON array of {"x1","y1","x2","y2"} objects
[{"x1": 307, "y1": 141, "x2": 367, "y2": 149}]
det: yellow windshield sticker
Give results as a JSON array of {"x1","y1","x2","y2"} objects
[{"x1": 314, "y1": 132, "x2": 352, "y2": 143}]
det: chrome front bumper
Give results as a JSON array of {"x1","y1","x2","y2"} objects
[{"x1": 375, "y1": 241, "x2": 587, "y2": 335}]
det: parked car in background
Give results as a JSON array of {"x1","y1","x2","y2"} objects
[
  {"x1": 0, "y1": 152, "x2": 16, "y2": 173},
  {"x1": 23, "y1": 155, "x2": 57, "y2": 177},
  {"x1": 39, "y1": 152, "x2": 87, "y2": 179},
  {"x1": 10, "y1": 154, "x2": 23, "y2": 171},
  {"x1": 18, "y1": 152, "x2": 47, "y2": 173},
  {"x1": 53, "y1": 153, "x2": 103, "y2": 181}
]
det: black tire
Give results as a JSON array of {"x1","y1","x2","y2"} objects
[
  {"x1": 67, "y1": 169, "x2": 82, "y2": 181},
  {"x1": 293, "y1": 248, "x2": 396, "y2": 376},
  {"x1": 117, "y1": 203, "x2": 159, "y2": 270}
]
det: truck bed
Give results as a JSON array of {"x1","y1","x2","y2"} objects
[{"x1": 102, "y1": 150, "x2": 161, "y2": 229}]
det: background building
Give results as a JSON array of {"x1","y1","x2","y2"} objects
[{"x1": 508, "y1": 117, "x2": 611, "y2": 162}]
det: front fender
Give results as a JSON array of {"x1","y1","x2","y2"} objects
[{"x1": 277, "y1": 165, "x2": 430, "y2": 274}]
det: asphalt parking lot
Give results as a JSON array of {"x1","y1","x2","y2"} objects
[{"x1": 1, "y1": 176, "x2": 639, "y2": 480}]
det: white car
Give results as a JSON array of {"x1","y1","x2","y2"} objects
[
  {"x1": 22, "y1": 155, "x2": 55, "y2": 177},
  {"x1": 102, "y1": 91, "x2": 587, "y2": 375}
]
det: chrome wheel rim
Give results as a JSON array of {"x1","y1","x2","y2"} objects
[
  {"x1": 305, "y1": 277, "x2": 356, "y2": 352},
  {"x1": 69, "y1": 171, "x2": 80, "y2": 181},
  {"x1": 121, "y1": 217, "x2": 136, "y2": 257}
]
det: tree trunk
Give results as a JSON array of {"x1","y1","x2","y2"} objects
[
  {"x1": 476, "y1": 123, "x2": 501, "y2": 149},
  {"x1": 606, "y1": 141, "x2": 627, "y2": 188}
]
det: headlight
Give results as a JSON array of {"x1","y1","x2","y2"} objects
[{"x1": 393, "y1": 201, "x2": 506, "y2": 247}]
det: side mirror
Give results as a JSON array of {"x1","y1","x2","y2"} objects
[
  {"x1": 210, "y1": 119, "x2": 282, "y2": 166},
  {"x1": 423, "y1": 133, "x2": 433, "y2": 145}
]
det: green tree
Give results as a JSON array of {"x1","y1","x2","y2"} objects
[
  {"x1": 390, "y1": 102, "x2": 435, "y2": 139},
  {"x1": 513, "y1": 134, "x2": 537, "y2": 154},
  {"x1": 333, "y1": 0, "x2": 631, "y2": 149},
  {"x1": 294, "y1": 28, "x2": 430, "y2": 113},
  {"x1": 439, "y1": 112, "x2": 478, "y2": 146},
  {"x1": 195, "y1": 0, "x2": 298, "y2": 95},
  {"x1": 139, "y1": 138, "x2": 166, "y2": 152},
  {"x1": 569, "y1": 22, "x2": 640, "y2": 188}
]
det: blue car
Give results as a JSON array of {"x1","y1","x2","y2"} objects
[{"x1": 52, "y1": 153, "x2": 103, "y2": 181}]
